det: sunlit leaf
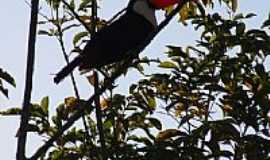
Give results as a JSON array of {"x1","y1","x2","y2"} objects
[
  {"x1": 158, "y1": 61, "x2": 178, "y2": 69},
  {"x1": 103, "y1": 119, "x2": 113, "y2": 129},
  {"x1": 86, "y1": 73, "x2": 96, "y2": 86},
  {"x1": 147, "y1": 96, "x2": 156, "y2": 109},
  {"x1": 100, "y1": 98, "x2": 109, "y2": 110},
  {"x1": 164, "y1": 5, "x2": 174, "y2": 16},
  {"x1": 179, "y1": 3, "x2": 189, "y2": 23},
  {"x1": 64, "y1": 97, "x2": 78, "y2": 110}
]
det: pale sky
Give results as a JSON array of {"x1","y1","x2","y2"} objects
[{"x1": 0, "y1": 0, "x2": 269, "y2": 159}]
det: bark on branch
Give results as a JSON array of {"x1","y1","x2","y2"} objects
[{"x1": 16, "y1": 0, "x2": 39, "y2": 159}]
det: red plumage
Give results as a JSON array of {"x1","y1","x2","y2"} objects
[{"x1": 150, "y1": 0, "x2": 180, "y2": 9}]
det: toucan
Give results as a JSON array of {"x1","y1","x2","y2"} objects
[{"x1": 54, "y1": 0, "x2": 180, "y2": 84}]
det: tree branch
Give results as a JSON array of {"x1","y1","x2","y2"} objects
[
  {"x1": 16, "y1": 0, "x2": 39, "y2": 159},
  {"x1": 29, "y1": 1, "x2": 190, "y2": 159},
  {"x1": 94, "y1": 72, "x2": 107, "y2": 159},
  {"x1": 91, "y1": 0, "x2": 107, "y2": 159}
]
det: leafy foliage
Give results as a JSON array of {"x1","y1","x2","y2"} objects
[
  {"x1": 126, "y1": 12, "x2": 270, "y2": 159},
  {"x1": 2, "y1": 0, "x2": 270, "y2": 160}
]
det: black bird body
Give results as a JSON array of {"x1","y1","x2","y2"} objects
[{"x1": 54, "y1": 0, "x2": 157, "y2": 83}]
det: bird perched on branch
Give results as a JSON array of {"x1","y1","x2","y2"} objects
[{"x1": 54, "y1": 0, "x2": 181, "y2": 84}]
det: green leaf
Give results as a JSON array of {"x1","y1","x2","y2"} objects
[
  {"x1": 46, "y1": 0, "x2": 61, "y2": 10},
  {"x1": 158, "y1": 61, "x2": 178, "y2": 69},
  {"x1": 135, "y1": 64, "x2": 144, "y2": 73},
  {"x1": 210, "y1": 119, "x2": 239, "y2": 141},
  {"x1": 38, "y1": 30, "x2": 52, "y2": 36},
  {"x1": 245, "y1": 13, "x2": 257, "y2": 19},
  {"x1": 147, "y1": 96, "x2": 156, "y2": 109},
  {"x1": 0, "y1": 107, "x2": 21, "y2": 115},
  {"x1": 26, "y1": 124, "x2": 40, "y2": 133},
  {"x1": 148, "y1": 117, "x2": 162, "y2": 130},
  {"x1": 236, "y1": 22, "x2": 245, "y2": 35},
  {"x1": 73, "y1": 31, "x2": 89, "y2": 46},
  {"x1": 79, "y1": 0, "x2": 92, "y2": 11},
  {"x1": 255, "y1": 64, "x2": 265, "y2": 77},
  {"x1": 262, "y1": 19, "x2": 270, "y2": 28},
  {"x1": 40, "y1": 96, "x2": 49, "y2": 116},
  {"x1": 70, "y1": 0, "x2": 75, "y2": 10},
  {"x1": 103, "y1": 119, "x2": 113, "y2": 129},
  {"x1": 166, "y1": 45, "x2": 187, "y2": 58},
  {"x1": 233, "y1": 13, "x2": 244, "y2": 20},
  {"x1": 129, "y1": 84, "x2": 137, "y2": 94},
  {"x1": 0, "y1": 68, "x2": 16, "y2": 87},
  {"x1": 0, "y1": 86, "x2": 8, "y2": 98}
]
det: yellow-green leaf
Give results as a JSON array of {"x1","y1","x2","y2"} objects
[
  {"x1": 147, "y1": 96, "x2": 156, "y2": 109},
  {"x1": 179, "y1": 3, "x2": 189, "y2": 23},
  {"x1": 41, "y1": 96, "x2": 49, "y2": 115},
  {"x1": 159, "y1": 61, "x2": 178, "y2": 69},
  {"x1": 64, "y1": 97, "x2": 78, "y2": 110}
]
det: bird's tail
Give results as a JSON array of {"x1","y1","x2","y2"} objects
[{"x1": 54, "y1": 56, "x2": 82, "y2": 84}]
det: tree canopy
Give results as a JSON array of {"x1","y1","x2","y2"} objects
[{"x1": 1, "y1": 0, "x2": 270, "y2": 159}]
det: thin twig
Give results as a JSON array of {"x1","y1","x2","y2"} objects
[
  {"x1": 107, "y1": 7, "x2": 127, "y2": 25},
  {"x1": 16, "y1": 0, "x2": 39, "y2": 159}
]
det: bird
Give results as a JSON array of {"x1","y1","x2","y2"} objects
[{"x1": 54, "y1": 0, "x2": 181, "y2": 84}]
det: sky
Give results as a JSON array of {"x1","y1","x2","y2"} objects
[{"x1": 0, "y1": 0, "x2": 269, "y2": 159}]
